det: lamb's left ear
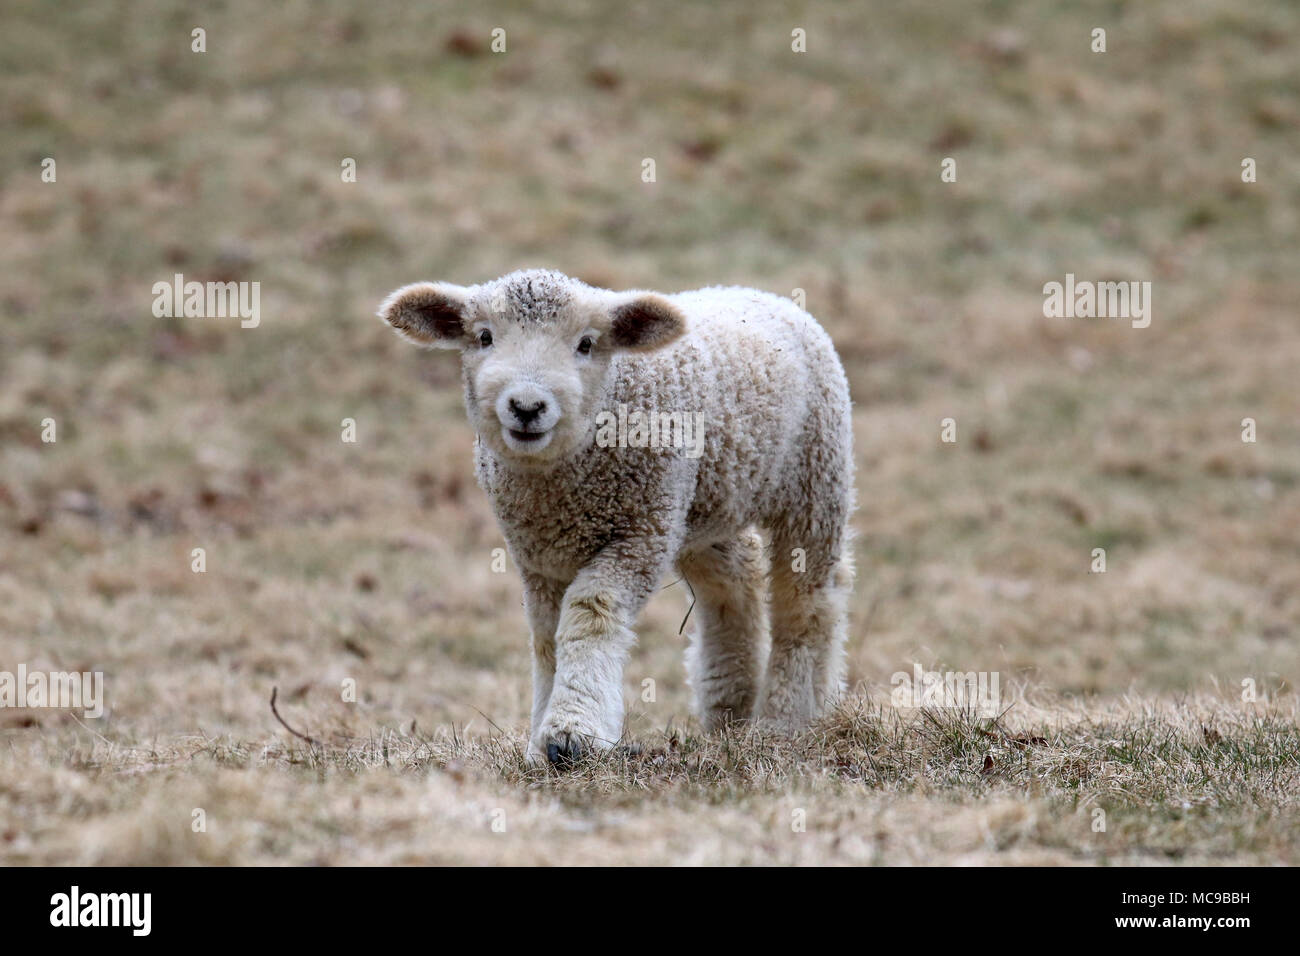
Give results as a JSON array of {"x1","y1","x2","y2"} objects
[
  {"x1": 608, "y1": 293, "x2": 687, "y2": 351},
  {"x1": 377, "y1": 282, "x2": 471, "y2": 349}
]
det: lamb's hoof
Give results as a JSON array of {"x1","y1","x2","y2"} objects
[{"x1": 546, "y1": 736, "x2": 582, "y2": 768}]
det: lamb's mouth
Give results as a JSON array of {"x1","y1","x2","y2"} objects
[{"x1": 502, "y1": 426, "x2": 555, "y2": 453}]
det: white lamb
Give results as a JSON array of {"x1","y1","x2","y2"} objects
[{"x1": 378, "y1": 269, "x2": 854, "y2": 766}]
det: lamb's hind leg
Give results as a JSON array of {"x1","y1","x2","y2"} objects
[
  {"x1": 759, "y1": 528, "x2": 854, "y2": 732},
  {"x1": 677, "y1": 529, "x2": 768, "y2": 731}
]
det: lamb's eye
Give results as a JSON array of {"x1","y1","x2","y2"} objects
[
  {"x1": 478, "y1": 329, "x2": 493, "y2": 348},
  {"x1": 576, "y1": 336, "x2": 593, "y2": 356}
]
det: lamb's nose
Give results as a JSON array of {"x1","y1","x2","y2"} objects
[{"x1": 509, "y1": 397, "x2": 546, "y2": 425}]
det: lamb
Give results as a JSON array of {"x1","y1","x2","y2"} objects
[{"x1": 378, "y1": 269, "x2": 855, "y2": 766}]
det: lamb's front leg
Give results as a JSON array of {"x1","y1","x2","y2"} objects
[
  {"x1": 521, "y1": 571, "x2": 565, "y2": 766},
  {"x1": 535, "y1": 541, "x2": 668, "y2": 766}
]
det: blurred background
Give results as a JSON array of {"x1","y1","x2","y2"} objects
[{"x1": 0, "y1": 1, "x2": 1297, "y2": 863}]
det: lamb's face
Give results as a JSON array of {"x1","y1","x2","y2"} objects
[
  {"x1": 378, "y1": 270, "x2": 686, "y2": 468},
  {"x1": 460, "y1": 291, "x2": 611, "y2": 463}
]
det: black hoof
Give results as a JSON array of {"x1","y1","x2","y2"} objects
[{"x1": 546, "y1": 738, "x2": 581, "y2": 767}]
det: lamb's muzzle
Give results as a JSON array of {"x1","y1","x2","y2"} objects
[{"x1": 497, "y1": 384, "x2": 559, "y2": 454}]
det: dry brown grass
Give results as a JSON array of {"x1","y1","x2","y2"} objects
[
  {"x1": 4, "y1": 694, "x2": 1297, "y2": 865},
  {"x1": 1, "y1": 0, "x2": 1298, "y2": 864}
]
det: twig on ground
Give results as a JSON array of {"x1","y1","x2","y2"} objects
[{"x1": 270, "y1": 686, "x2": 318, "y2": 746}]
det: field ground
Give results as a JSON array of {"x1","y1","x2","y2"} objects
[{"x1": 1, "y1": 0, "x2": 1298, "y2": 864}]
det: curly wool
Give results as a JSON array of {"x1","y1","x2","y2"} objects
[{"x1": 478, "y1": 284, "x2": 853, "y2": 577}]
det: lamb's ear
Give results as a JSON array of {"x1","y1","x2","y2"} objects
[
  {"x1": 608, "y1": 293, "x2": 686, "y2": 351},
  {"x1": 377, "y1": 282, "x2": 471, "y2": 349}
]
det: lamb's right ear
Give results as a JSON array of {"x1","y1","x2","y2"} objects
[{"x1": 377, "y1": 282, "x2": 471, "y2": 349}]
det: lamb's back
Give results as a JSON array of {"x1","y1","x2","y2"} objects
[{"x1": 609, "y1": 287, "x2": 844, "y2": 541}]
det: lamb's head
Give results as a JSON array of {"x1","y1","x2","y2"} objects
[{"x1": 378, "y1": 269, "x2": 686, "y2": 466}]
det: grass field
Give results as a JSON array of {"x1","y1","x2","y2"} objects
[{"x1": 1, "y1": 0, "x2": 1298, "y2": 865}]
